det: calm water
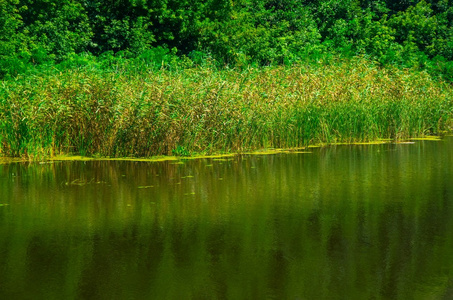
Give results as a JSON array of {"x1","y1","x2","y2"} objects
[{"x1": 1, "y1": 138, "x2": 453, "y2": 299}]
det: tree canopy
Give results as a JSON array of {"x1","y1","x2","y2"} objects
[{"x1": 1, "y1": 0, "x2": 452, "y2": 79}]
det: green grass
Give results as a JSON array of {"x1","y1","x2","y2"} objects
[{"x1": 1, "y1": 57, "x2": 452, "y2": 159}]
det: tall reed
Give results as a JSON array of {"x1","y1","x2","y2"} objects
[{"x1": 1, "y1": 58, "x2": 452, "y2": 158}]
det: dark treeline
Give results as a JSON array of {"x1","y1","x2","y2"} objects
[{"x1": 1, "y1": 0, "x2": 453, "y2": 80}]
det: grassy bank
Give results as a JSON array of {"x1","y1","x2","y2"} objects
[{"x1": 1, "y1": 58, "x2": 452, "y2": 159}]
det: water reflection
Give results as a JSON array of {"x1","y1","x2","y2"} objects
[{"x1": 0, "y1": 138, "x2": 453, "y2": 299}]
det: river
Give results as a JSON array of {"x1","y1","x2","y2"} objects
[{"x1": 1, "y1": 138, "x2": 452, "y2": 299}]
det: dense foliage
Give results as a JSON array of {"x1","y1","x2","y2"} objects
[
  {"x1": 1, "y1": 0, "x2": 453, "y2": 80},
  {"x1": 1, "y1": 59, "x2": 452, "y2": 158}
]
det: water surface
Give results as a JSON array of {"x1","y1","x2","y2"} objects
[{"x1": 1, "y1": 138, "x2": 453, "y2": 299}]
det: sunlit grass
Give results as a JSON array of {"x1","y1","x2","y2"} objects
[{"x1": 1, "y1": 57, "x2": 452, "y2": 158}]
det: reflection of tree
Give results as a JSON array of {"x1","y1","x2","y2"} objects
[{"x1": 0, "y1": 139, "x2": 452, "y2": 299}]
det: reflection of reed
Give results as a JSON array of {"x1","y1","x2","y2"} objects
[{"x1": 0, "y1": 138, "x2": 452, "y2": 299}]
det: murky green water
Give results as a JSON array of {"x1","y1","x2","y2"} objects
[{"x1": 1, "y1": 138, "x2": 453, "y2": 299}]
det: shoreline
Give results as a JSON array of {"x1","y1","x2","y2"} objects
[{"x1": 0, "y1": 136, "x2": 445, "y2": 165}]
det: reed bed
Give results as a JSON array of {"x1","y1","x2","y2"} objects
[{"x1": 1, "y1": 58, "x2": 452, "y2": 158}]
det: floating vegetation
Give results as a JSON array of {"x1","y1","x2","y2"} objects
[
  {"x1": 289, "y1": 151, "x2": 313, "y2": 154},
  {"x1": 335, "y1": 141, "x2": 388, "y2": 145},
  {"x1": 24, "y1": 155, "x2": 179, "y2": 164},
  {"x1": 410, "y1": 136, "x2": 442, "y2": 141},
  {"x1": 0, "y1": 158, "x2": 28, "y2": 164},
  {"x1": 0, "y1": 204, "x2": 9, "y2": 207},
  {"x1": 66, "y1": 179, "x2": 91, "y2": 186},
  {"x1": 246, "y1": 151, "x2": 280, "y2": 155},
  {"x1": 65, "y1": 178, "x2": 106, "y2": 186},
  {"x1": 184, "y1": 154, "x2": 235, "y2": 160},
  {"x1": 138, "y1": 185, "x2": 154, "y2": 189}
]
